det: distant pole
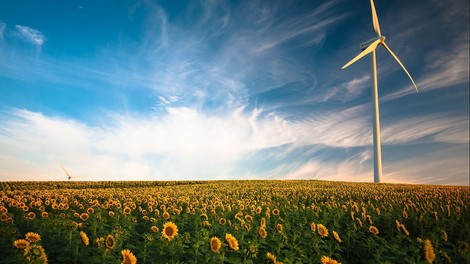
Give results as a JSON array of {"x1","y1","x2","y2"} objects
[{"x1": 371, "y1": 50, "x2": 383, "y2": 183}]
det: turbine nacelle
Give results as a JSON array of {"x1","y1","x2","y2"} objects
[{"x1": 360, "y1": 36, "x2": 385, "y2": 51}]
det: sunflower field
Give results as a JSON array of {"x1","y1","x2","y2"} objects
[{"x1": 0, "y1": 180, "x2": 468, "y2": 263}]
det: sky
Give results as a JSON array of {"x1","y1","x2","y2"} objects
[{"x1": 0, "y1": 0, "x2": 468, "y2": 185}]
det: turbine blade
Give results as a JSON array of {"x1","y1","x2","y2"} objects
[
  {"x1": 382, "y1": 42, "x2": 419, "y2": 92},
  {"x1": 342, "y1": 39, "x2": 381, "y2": 69},
  {"x1": 370, "y1": 0, "x2": 382, "y2": 36},
  {"x1": 60, "y1": 165, "x2": 71, "y2": 178}
]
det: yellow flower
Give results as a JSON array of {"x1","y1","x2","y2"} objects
[
  {"x1": 459, "y1": 241, "x2": 469, "y2": 254},
  {"x1": 151, "y1": 226, "x2": 159, "y2": 233},
  {"x1": 41, "y1": 212, "x2": 49, "y2": 218},
  {"x1": 80, "y1": 231, "x2": 89, "y2": 246},
  {"x1": 109, "y1": 211, "x2": 115, "y2": 217},
  {"x1": 13, "y1": 239, "x2": 30, "y2": 249},
  {"x1": 276, "y1": 223, "x2": 283, "y2": 233},
  {"x1": 317, "y1": 224, "x2": 329, "y2": 238},
  {"x1": 440, "y1": 230, "x2": 448, "y2": 242},
  {"x1": 400, "y1": 224, "x2": 410, "y2": 236},
  {"x1": 87, "y1": 207, "x2": 94, "y2": 214},
  {"x1": 121, "y1": 249, "x2": 137, "y2": 264},
  {"x1": 424, "y1": 239, "x2": 436, "y2": 263},
  {"x1": 25, "y1": 232, "x2": 41, "y2": 243},
  {"x1": 225, "y1": 233, "x2": 239, "y2": 251},
  {"x1": 210, "y1": 237, "x2": 221, "y2": 253},
  {"x1": 24, "y1": 244, "x2": 48, "y2": 263},
  {"x1": 272, "y1": 209, "x2": 279, "y2": 216},
  {"x1": 96, "y1": 237, "x2": 104, "y2": 248},
  {"x1": 163, "y1": 211, "x2": 170, "y2": 220},
  {"x1": 424, "y1": 239, "x2": 435, "y2": 263},
  {"x1": 321, "y1": 256, "x2": 341, "y2": 264},
  {"x1": 219, "y1": 218, "x2": 227, "y2": 225},
  {"x1": 310, "y1": 222, "x2": 316, "y2": 232},
  {"x1": 259, "y1": 227, "x2": 267, "y2": 239},
  {"x1": 105, "y1": 234, "x2": 116, "y2": 249},
  {"x1": 123, "y1": 207, "x2": 132, "y2": 215},
  {"x1": 245, "y1": 214, "x2": 253, "y2": 222},
  {"x1": 27, "y1": 212, "x2": 36, "y2": 220},
  {"x1": 369, "y1": 226, "x2": 379, "y2": 236},
  {"x1": 162, "y1": 222, "x2": 178, "y2": 241},
  {"x1": 266, "y1": 252, "x2": 277, "y2": 263},
  {"x1": 402, "y1": 210, "x2": 408, "y2": 219},
  {"x1": 260, "y1": 217, "x2": 266, "y2": 228},
  {"x1": 80, "y1": 213, "x2": 89, "y2": 221},
  {"x1": 333, "y1": 231, "x2": 342, "y2": 243}
]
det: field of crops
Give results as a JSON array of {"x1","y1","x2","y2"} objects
[{"x1": 0, "y1": 180, "x2": 468, "y2": 264}]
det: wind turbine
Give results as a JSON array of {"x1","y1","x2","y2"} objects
[
  {"x1": 341, "y1": 0, "x2": 418, "y2": 183},
  {"x1": 60, "y1": 165, "x2": 85, "y2": 181}
]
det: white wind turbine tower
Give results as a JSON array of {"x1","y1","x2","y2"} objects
[{"x1": 342, "y1": 0, "x2": 418, "y2": 183}]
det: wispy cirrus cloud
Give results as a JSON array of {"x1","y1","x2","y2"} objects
[{"x1": 15, "y1": 25, "x2": 46, "y2": 46}]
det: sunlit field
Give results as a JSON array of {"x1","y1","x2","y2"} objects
[{"x1": 0, "y1": 180, "x2": 468, "y2": 263}]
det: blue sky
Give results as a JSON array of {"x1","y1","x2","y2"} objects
[{"x1": 0, "y1": 0, "x2": 468, "y2": 184}]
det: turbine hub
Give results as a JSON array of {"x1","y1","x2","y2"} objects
[{"x1": 360, "y1": 36, "x2": 386, "y2": 50}]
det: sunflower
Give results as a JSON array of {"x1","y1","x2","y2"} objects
[
  {"x1": 109, "y1": 211, "x2": 115, "y2": 217},
  {"x1": 25, "y1": 232, "x2": 41, "y2": 242},
  {"x1": 24, "y1": 244, "x2": 47, "y2": 263},
  {"x1": 163, "y1": 211, "x2": 171, "y2": 220},
  {"x1": 76, "y1": 231, "x2": 89, "y2": 246},
  {"x1": 87, "y1": 207, "x2": 94, "y2": 214},
  {"x1": 440, "y1": 230, "x2": 448, "y2": 242},
  {"x1": 13, "y1": 239, "x2": 30, "y2": 249},
  {"x1": 266, "y1": 252, "x2": 277, "y2": 263},
  {"x1": 96, "y1": 237, "x2": 104, "y2": 248},
  {"x1": 27, "y1": 212, "x2": 36, "y2": 220},
  {"x1": 272, "y1": 209, "x2": 279, "y2": 216},
  {"x1": 245, "y1": 214, "x2": 253, "y2": 222},
  {"x1": 459, "y1": 241, "x2": 469, "y2": 254},
  {"x1": 260, "y1": 218, "x2": 266, "y2": 228},
  {"x1": 123, "y1": 207, "x2": 132, "y2": 215},
  {"x1": 210, "y1": 237, "x2": 221, "y2": 253},
  {"x1": 424, "y1": 239, "x2": 435, "y2": 263},
  {"x1": 333, "y1": 231, "x2": 342, "y2": 243},
  {"x1": 41, "y1": 212, "x2": 49, "y2": 218},
  {"x1": 245, "y1": 223, "x2": 251, "y2": 232},
  {"x1": 276, "y1": 223, "x2": 283, "y2": 233},
  {"x1": 310, "y1": 222, "x2": 316, "y2": 232},
  {"x1": 105, "y1": 234, "x2": 116, "y2": 249},
  {"x1": 400, "y1": 224, "x2": 410, "y2": 236},
  {"x1": 219, "y1": 218, "x2": 227, "y2": 225},
  {"x1": 402, "y1": 210, "x2": 408, "y2": 219},
  {"x1": 162, "y1": 222, "x2": 178, "y2": 241},
  {"x1": 151, "y1": 226, "x2": 159, "y2": 233},
  {"x1": 321, "y1": 256, "x2": 341, "y2": 264},
  {"x1": 121, "y1": 249, "x2": 137, "y2": 264},
  {"x1": 369, "y1": 226, "x2": 379, "y2": 236},
  {"x1": 80, "y1": 213, "x2": 89, "y2": 221},
  {"x1": 225, "y1": 233, "x2": 239, "y2": 251},
  {"x1": 255, "y1": 206, "x2": 262, "y2": 214},
  {"x1": 317, "y1": 224, "x2": 329, "y2": 238},
  {"x1": 259, "y1": 227, "x2": 267, "y2": 239}
]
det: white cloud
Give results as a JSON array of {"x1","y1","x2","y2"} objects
[
  {"x1": 1, "y1": 104, "x2": 466, "y2": 183},
  {"x1": 0, "y1": 107, "x2": 295, "y2": 181},
  {"x1": 15, "y1": 25, "x2": 46, "y2": 46},
  {"x1": 0, "y1": 22, "x2": 5, "y2": 40}
]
